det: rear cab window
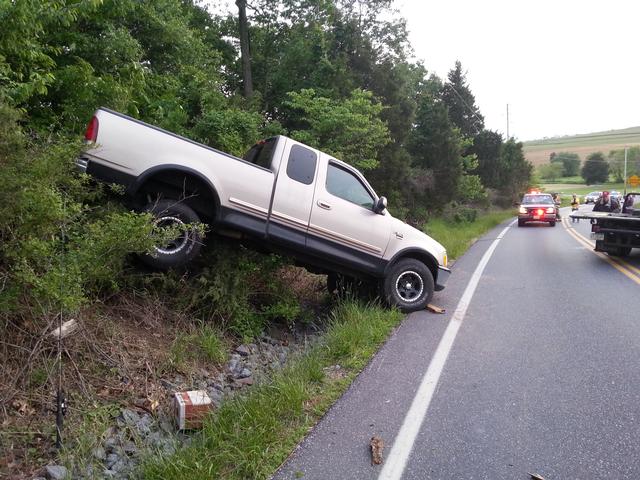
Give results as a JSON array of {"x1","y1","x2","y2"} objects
[
  {"x1": 286, "y1": 145, "x2": 317, "y2": 184},
  {"x1": 244, "y1": 137, "x2": 277, "y2": 170}
]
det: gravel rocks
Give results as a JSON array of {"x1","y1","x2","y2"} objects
[
  {"x1": 235, "y1": 344, "x2": 251, "y2": 356},
  {"x1": 57, "y1": 325, "x2": 320, "y2": 479},
  {"x1": 45, "y1": 465, "x2": 68, "y2": 480}
]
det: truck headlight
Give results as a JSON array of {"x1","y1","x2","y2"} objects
[{"x1": 518, "y1": 206, "x2": 527, "y2": 214}]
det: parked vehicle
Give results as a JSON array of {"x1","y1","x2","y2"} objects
[
  {"x1": 571, "y1": 192, "x2": 640, "y2": 257},
  {"x1": 517, "y1": 193, "x2": 557, "y2": 227},
  {"x1": 610, "y1": 190, "x2": 623, "y2": 202},
  {"x1": 584, "y1": 191, "x2": 601, "y2": 204},
  {"x1": 77, "y1": 108, "x2": 450, "y2": 311}
]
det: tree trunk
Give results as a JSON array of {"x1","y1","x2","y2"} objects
[{"x1": 236, "y1": 0, "x2": 253, "y2": 98}]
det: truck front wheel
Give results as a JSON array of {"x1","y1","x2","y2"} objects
[
  {"x1": 140, "y1": 199, "x2": 203, "y2": 269},
  {"x1": 384, "y1": 259, "x2": 434, "y2": 313}
]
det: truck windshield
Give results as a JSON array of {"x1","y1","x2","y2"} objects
[
  {"x1": 244, "y1": 138, "x2": 276, "y2": 169},
  {"x1": 523, "y1": 195, "x2": 553, "y2": 205}
]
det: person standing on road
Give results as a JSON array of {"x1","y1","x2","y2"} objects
[
  {"x1": 570, "y1": 194, "x2": 580, "y2": 222},
  {"x1": 552, "y1": 193, "x2": 561, "y2": 219},
  {"x1": 592, "y1": 191, "x2": 620, "y2": 213}
]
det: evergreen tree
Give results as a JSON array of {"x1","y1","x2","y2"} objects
[
  {"x1": 441, "y1": 60, "x2": 484, "y2": 138},
  {"x1": 407, "y1": 77, "x2": 464, "y2": 208}
]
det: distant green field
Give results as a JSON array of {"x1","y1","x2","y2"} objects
[{"x1": 523, "y1": 126, "x2": 640, "y2": 166}]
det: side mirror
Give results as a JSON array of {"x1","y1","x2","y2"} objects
[{"x1": 373, "y1": 196, "x2": 387, "y2": 214}]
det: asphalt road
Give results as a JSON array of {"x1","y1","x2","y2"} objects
[{"x1": 272, "y1": 205, "x2": 640, "y2": 480}]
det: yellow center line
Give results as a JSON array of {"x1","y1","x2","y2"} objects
[{"x1": 562, "y1": 216, "x2": 640, "y2": 285}]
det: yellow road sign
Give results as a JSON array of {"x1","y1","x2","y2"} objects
[{"x1": 629, "y1": 175, "x2": 640, "y2": 187}]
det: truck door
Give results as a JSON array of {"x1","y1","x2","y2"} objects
[
  {"x1": 267, "y1": 140, "x2": 319, "y2": 249},
  {"x1": 307, "y1": 158, "x2": 391, "y2": 274}
]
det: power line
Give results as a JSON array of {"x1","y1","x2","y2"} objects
[{"x1": 443, "y1": 82, "x2": 484, "y2": 131}]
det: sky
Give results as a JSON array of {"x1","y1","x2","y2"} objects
[
  {"x1": 397, "y1": 0, "x2": 640, "y2": 141},
  {"x1": 207, "y1": 0, "x2": 639, "y2": 141}
]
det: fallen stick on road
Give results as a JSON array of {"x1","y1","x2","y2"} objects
[{"x1": 426, "y1": 304, "x2": 445, "y2": 314}]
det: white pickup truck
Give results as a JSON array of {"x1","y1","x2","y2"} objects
[{"x1": 77, "y1": 108, "x2": 450, "y2": 311}]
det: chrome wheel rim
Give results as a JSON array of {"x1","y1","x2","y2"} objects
[
  {"x1": 395, "y1": 270, "x2": 424, "y2": 302},
  {"x1": 154, "y1": 215, "x2": 189, "y2": 255}
]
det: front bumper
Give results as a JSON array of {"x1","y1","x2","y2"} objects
[
  {"x1": 435, "y1": 266, "x2": 451, "y2": 291},
  {"x1": 518, "y1": 213, "x2": 556, "y2": 223}
]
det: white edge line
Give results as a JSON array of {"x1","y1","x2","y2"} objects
[{"x1": 378, "y1": 218, "x2": 516, "y2": 480}]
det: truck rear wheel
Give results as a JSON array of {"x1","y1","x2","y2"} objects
[
  {"x1": 383, "y1": 259, "x2": 434, "y2": 313},
  {"x1": 611, "y1": 247, "x2": 631, "y2": 257},
  {"x1": 140, "y1": 199, "x2": 203, "y2": 269}
]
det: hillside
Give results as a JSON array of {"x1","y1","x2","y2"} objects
[{"x1": 523, "y1": 126, "x2": 640, "y2": 166}]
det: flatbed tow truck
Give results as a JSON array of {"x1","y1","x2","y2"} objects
[{"x1": 570, "y1": 192, "x2": 640, "y2": 257}]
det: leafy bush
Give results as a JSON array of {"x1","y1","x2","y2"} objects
[
  {"x1": 0, "y1": 104, "x2": 157, "y2": 316},
  {"x1": 133, "y1": 244, "x2": 302, "y2": 340}
]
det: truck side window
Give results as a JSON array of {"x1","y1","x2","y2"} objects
[
  {"x1": 326, "y1": 163, "x2": 374, "y2": 209},
  {"x1": 244, "y1": 138, "x2": 276, "y2": 169},
  {"x1": 286, "y1": 145, "x2": 317, "y2": 185}
]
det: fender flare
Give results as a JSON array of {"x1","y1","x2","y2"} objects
[
  {"x1": 129, "y1": 164, "x2": 221, "y2": 219},
  {"x1": 384, "y1": 247, "x2": 440, "y2": 280}
]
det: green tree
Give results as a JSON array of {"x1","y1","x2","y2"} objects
[
  {"x1": 500, "y1": 139, "x2": 533, "y2": 201},
  {"x1": 537, "y1": 163, "x2": 564, "y2": 182},
  {"x1": 608, "y1": 146, "x2": 640, "y2": 182},
  {"x1": 441, "y1": 61, "x2": 484, "y2": 138},
  {"x1": 551, "y1": 151, "x2": 580, "y2": 177},
  {"x1": 470, "y1": 129, "x2": 503, "y2": 188},
  {"x1": 407, "y1": 78, "x2": 464, "y2": 208},
  {"x1": 283, "y1": 88, "x2": 390, "y2": 170},
  {"x1": 581, "y1": 152, "x2": 609, "y2": 184}
]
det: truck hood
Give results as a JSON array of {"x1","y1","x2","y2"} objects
[{"x1": 390, "y1": 217, "x2": 448, "y2": 268}]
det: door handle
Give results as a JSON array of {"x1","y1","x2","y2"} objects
[{"x1": 317, "y1": 200, "x2": 332, "y2": 210}]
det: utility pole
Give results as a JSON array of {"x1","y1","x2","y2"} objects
[
  {"x1": 624, "y1": 146, "x2": 628, "y2": 195},
  {"x1": 506, "y1": 104, "x2": 510, "y2": 139}
]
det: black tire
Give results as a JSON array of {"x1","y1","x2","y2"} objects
[
  {"x1": 140, "y1": 199, "x2": 203, "y2": 269},
  {"x1": 611, "y1": 247, "x2": 631, "y2": 257},
  {"x1": 550, "y1": 221, "x2": 556, "y2": 227},
  {"x1": 518, "y1": 219, "x2": 525, "y2": 227},
  {"x1": 383, "y1": 259, "x2": 434, "y2": 313}
]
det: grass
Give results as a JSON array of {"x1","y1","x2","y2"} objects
[
  {"x1": 169, "y1": 323, "x2": 228, "y2": 368},
  {"x1": 60, "y1": 403, "x2": 121, "y2": 476},
  {"x1": 139, "y1": 209, "x2": 520, "y2": 479},
  {"x1": 522, "y1": 126, "x2": 640, "y2": 166},
  {"x1": 424, "y1": 210, "x2": 515, "y2": 260},
  {"x1": 141, "y1": 302, "x2": 402, "y2": 480}
]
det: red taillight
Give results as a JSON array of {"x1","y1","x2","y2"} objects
[
  {"x1": 537, "y1": 208, "x2": 544, "y2": 216},
  {"x1": 84, "y1": 115, "x2": 99, "y2": 143}
]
